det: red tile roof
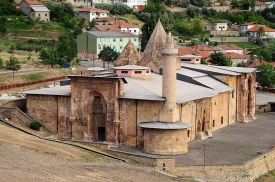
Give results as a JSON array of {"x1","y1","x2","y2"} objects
[
  {"x1": 255, "y1": 1, "x2": 268, "y2": 6},
  {"x1": 247, "y1": 25, "x2": 275, "y2": 32},
  {"x1": 24, "y1": 0, "x2": 44, "y2": 5},
  {"x1": 224, "y1": 52, "x2": 248, "y2": 59},
  {"x1": 178, "y1": 47, "x2": 210, "y2": 60},
  {"x1": 95, "y1": 17, "x2": 115, "y2": 22},
  {"x1": 243, "y1": 60, "x2": 266, "y2": 67},
  {"x1": 94, "y1": 25, "x2": 121, "y2": 31},
  {"x1": 217, "y1": 44, "x2": 243, "y2": 50},
  {"x1": 189, "y1": 44, "x2": 220, "y2": 52},
  {"x1": 113, "y1": 22, "x2": 140, "y2": 28},
  {"x1": 79, "y1": 7, "x2": 108, "y2": 13}
]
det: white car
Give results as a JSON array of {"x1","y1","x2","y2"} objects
[{"x1": 80, "y1": 56, "x2": 89, "y2": 61}]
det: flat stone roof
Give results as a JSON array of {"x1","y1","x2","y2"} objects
[{"x1": 19, "y1": 85, "x2": 71, "y2": 96}]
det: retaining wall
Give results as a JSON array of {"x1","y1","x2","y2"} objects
[{"x1": 0, "y1": 76, "x2": 65, "y2": 90}]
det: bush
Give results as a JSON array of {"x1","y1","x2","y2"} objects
[{"x1": 29, "y1": 120, "x2": 43, "y2": 130}]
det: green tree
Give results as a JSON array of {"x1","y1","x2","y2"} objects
[
  {"x1": 5, "y1": 55, "x2": 21, "y2": 78},
  {"x1": 209, "y1": 52, "x2": 233, "y2": 66},
  {"x1": 256, "y1": 63, "x2": 275, "y2": 88},
  {"x1": 0, "y1": 57, "x2": 3, "y2": 69},
  {"x1": 141, "y1": 14, "x2": 157, "y2": 51},
  {"x1": 98, "y1": 46, "x2": 120, "y2": 65},
  {"x1": 89, "y1": 19, "x2": 96, "y2": 29}
]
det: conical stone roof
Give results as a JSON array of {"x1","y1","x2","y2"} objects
[
  {"x1": 113, "y1": 40, "x2": 141, "y2": 67},
  {"x1": 140, "y1": 19, "x2": 167, "y2": 73}
]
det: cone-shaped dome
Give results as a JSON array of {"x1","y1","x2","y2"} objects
[{"x1": 113, "y1": 40, "x2": 141, "y2": 67}]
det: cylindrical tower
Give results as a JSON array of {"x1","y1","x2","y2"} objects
[{"x1": 161, "y1": 32, "x2": 178, "y2": 111}]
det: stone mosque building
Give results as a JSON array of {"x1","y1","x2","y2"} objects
[{"x1": 20, "y1": 20, "x2": 257, "y2": 155}]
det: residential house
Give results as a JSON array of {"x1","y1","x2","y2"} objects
[
  {"x1": 240, "y1": 22, "x2": 265, "y2": 35},
  {"x1": 20, "y1": 0, "x2": 50, "y2": 21},
  {"x1": 249, "y1": 1, "x2": 269, "y2": 11},
  {"x1": 213, "y1": 22, "x2": 227, "y2": 31},
  {"x1": 247, "y1": 25, "x2": 275, "y2": 38},
  {"x1": 224, "y1": 52, "x2": 249, "y2": 66},
  {"x1": 73, "y1": 0, "x2": 110, "y2": 7},
  {"x1": 178, "y1": 47, "x2": 211, "y2": 62},
  {"x1": 189, "y1": 43, "x2": 220, "y2": 54},
  {"x1": 78, "y1": 7, "x2": 109, "y2": 22},
  {"x1": 90, "y1": 25, "x2": 121, "y2": 32},
  {"x1": 122, "y1": 0, "x2": 148, "y2": 8},
  {"x1": 112, "y1": 22, "x2": 140, "y2": 35},
  {"x1": 216, "y1": 44, "x2": 244, "y2": 55},
  {"x1": 77, "y1": 31, "x2": 139, "y2": 59}
]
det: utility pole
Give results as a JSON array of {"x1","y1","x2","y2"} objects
[{"x1": 86, "y1": 32, "x2": 89, "y2": 59}]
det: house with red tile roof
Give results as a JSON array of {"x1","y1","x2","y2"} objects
[
  {"x1": 249, "y1": 1, "x2": 269, "y2": 11},
  {"x1": 216, "y1": 44, "x2": 244, "y2": 55},
  {"x1": 247, "y1": 25, "x2": 275, "y2": 38},
  {"x1": 178, "y1": 47, "x2": 211, "y2": 61},
  {"x1": 240, "y1": 22, "x2": 265, "y2": 35},
  {"x1": 112, "y1": 22, "x2": 140, "y2": 35},
  {"x1": 19, "y1": 0, "x2": 50, "y2": 21},
  {"x1": 189, "y1": 44, "x2": 220, "y2": 54},
  {"x1": 224, "y1": 52, "x2": 249, "y2": 66},
  {"x1": 78, "y1": 7, "x2": 109, "y2": 22},
  {"x1": 90, "y1": 25, "x2": 121, "y2": 32}
]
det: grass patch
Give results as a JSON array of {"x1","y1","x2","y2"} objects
[
  {"x1": 117, "y1": 14, "x2": 144, "y2": 26},
  {"x1": 268, "y1": 170, "x2": 275, "y2": 178},
  {"x1": 221, "y1": 42, "x2": 258, "y2": 49},
  {"x1": 23, "y1": 73, "x2": 44, "y2": 82}
]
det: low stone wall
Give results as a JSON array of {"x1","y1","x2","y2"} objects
[
  {"x1": 72, "y1": 141, "x2": 110, "y2": 150},
  {"x1": 210, "y1": 37, "x2": 249, "y2": 42},
  {"x1": 157, "y1": 148, "x2": 275, "y2": 182},
  {"x1": 0, "y1": 107, "x2": 33, "y2": 126},
  {"x1": 109, "y1": 148, "x2": 175, "y2": 167},
  {"x1": 256, "y1": 104, "x2": 270, "y2": 112},
  {"x1": 209, "y1": 31, "x2": 239, "y2": 36}
]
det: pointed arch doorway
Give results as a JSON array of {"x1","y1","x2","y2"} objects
[{"x1": 91, "y1": 95, "x2": 107, "y2": 141}]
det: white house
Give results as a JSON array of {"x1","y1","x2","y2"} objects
[
  {"x1": 240, "y1": 22, "x2": 265, "y2": 35},
  {"x1": 112, "y1": 22, "x2": 140, "y2": 35},
  {"x1": 213, "y1": 22, "x2": 227, "y2": 31},
  {"x1": 216, "y1": 44, "x2": 244, "y2": 55},
  {"x1": 249, "y1": 1, "x2": 269, "y2": 11},
  {"x1": 20, "y1": 0, "x2": 50, "y2": 21},
  {"x1": 78, "y1": 7, "x2": 109, "y2": 22},
  {"x1": 247, "y1": 25, "x2": 275, "y2": 38},
  {"x1": 122, "y1": 0, "x2": 147, "y2": 8}
]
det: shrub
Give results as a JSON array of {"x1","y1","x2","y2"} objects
[{"x1": 29, "y1": 120, "x2": 43, "y2": 130}]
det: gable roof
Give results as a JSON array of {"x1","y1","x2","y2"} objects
[
  {"x1": 223, "y1": 52, "x2": 248, "y2": 59},
  {"x1": 30, "y1": 6, "x2": 50, "y2": 12},
  {"x1": 247, "y1": 25, "x2": 275, "y2": 32},
  {"x1": 113, "y1": 22, "x2": 140, "y2": 28},
  {"x1": 178, "y1": 47, "x2": 210, "y2": 59},
  {"x1": 79, "y1": 7, "x2": 108, "y2": 13},
  {"x1": 87, "y1": 31, "x2": 137, "y2": 37},
  {"x1": 189, "y1": 44, "x2": 220, "y2": 52},
  {"x1": 217, "y1": 44, "x2": 243, "y2": 50},
  {"x1": 243, "y1": 60, "x2": 267, "y2": 67},
  {"x1": 94, "y1": 25, "x2": 121, "y2": 31},
  {"x1": 255, "y1": 1, "x2": 268, "y2": 6},
  {"x1": 23, "y1": 0, "x2": 44, "y2": 5}
]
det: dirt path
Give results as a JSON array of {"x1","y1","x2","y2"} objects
[{"x1": 0, "y1": 123, "x2": 179, "y2": 182}]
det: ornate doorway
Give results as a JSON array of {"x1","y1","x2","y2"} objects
[{"x1": 92, "y1": 95, "x2": 106, "y2": 141}]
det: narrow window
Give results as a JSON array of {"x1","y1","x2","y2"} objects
[
  {"x1": 45, "y1": 14, "x2": 47, "y2": 16},
  {"x1": 213, "y1": 120, "x2": 215, "y2": 127},
  {"x1": 146, "y1": 70, "x2": 149, "y2": 73},
  {"x1": 121, "y1": 71, "x2": 128, "y2": 74},
  {"x1": 120, "y1": 38, "x2": 122, "y2": 42},
  {"x1": 232, "y1": 91, "x2": 234, "y2": 98},
  {"x1": 187, "y1": 130, "x2": 190, "y2": 138},
  {"x1": 135, "y1": 71, "x2": 142, "y2": 74},
  {"x1": 221, "y1": 116, "x2": 223, "y2": 124}
]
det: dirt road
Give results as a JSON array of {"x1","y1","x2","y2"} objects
[{"x1": 0, "y1": 122, "x2": 180, "y2": 182}]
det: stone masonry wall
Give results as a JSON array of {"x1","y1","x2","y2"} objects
[{"x1": 162, "y1": 148, "x2": 275, "y2": 182}]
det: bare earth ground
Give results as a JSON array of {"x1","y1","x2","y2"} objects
[{"x1": 0, "y1": 122, "x2": 180, "y2": 182}]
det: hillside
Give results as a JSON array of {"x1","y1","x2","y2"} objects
[{"x1": 0, "y1": 121, "x2": 178, "y2": 182}]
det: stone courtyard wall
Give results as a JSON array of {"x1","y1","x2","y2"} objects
[{"x1": 153, "y1": 148, "x2": 275, "y2": 182}]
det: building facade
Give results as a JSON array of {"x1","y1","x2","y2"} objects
[
  {"x1": 77, "y1": 31, "x2": 139, "y2": 59},
  {"x1": 20, "y1": 0, "x2": 50, "y2": 21}
]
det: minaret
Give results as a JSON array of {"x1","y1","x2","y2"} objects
[{"x1": 159, "y1": 32, "x2": 179, "y2": 122}]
